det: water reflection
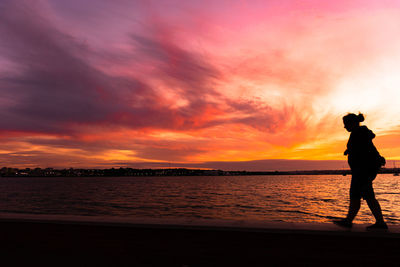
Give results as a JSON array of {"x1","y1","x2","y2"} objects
[{"x1": 0, "y1": 174, "x2": 398, "y2": 224}]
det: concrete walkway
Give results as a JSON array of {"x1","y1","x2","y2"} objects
[{"x1": 1, "y1": 213, "x2": 399, "y2": 266}]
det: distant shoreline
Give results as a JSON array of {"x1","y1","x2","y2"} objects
[{"x1": 1, "y1": 167, "x2": 399, "y2": 177}]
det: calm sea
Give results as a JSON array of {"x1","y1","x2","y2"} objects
[{"x1": 1, "y1": 174, "x2": 399, "y2": 224}]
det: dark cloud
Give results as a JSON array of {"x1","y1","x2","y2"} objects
[
  {"x1": 131, "y1": 33, "x2": 219, "y2": 95},
  {"x1": 0, "y1": 1, "x2": 299, "y2": 142},
  {"x1": 0, "y1": 2, "x2": 134, "y2": 133},
  {"x1": 0, "y1": 1, "x2": 230, "y2": 136},
  {"x1": 0, "y1": 150, "x2": 90, "y2": 168}
]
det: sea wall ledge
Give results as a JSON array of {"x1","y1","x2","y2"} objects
[
  {"x1": 1, "y1": 213, "x2": 400, "y2": 266},
  {"x1": 0, "y1": 213, "x2": 400, "y2": 236}
]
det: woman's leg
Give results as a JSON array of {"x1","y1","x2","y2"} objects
[
  {"x1": 347, "y1": 172, "x2": 362, "y2": 222},
  {"x1": 366, "y1": 197, "x2": 385, "y2": 223},
  {"x1": 346, "y1": 198, "x2": 361, "y2": 222},
  {"x1": 334, "y1": 198, "x2": 360, "y2": 227}
]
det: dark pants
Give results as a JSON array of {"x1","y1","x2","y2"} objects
[{"x1": 350, "y1": 169, "x2": 377, "y2": 200}]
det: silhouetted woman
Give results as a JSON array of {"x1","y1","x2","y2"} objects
[{"x1": 334, "y1": 113, "x2": 387, "y2": 229}]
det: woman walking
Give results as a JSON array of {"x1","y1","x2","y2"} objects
[{"x1": 334, "y1": 113, "x2": 387, "y2": 229}]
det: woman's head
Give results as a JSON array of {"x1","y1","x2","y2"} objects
[{"x1": 343, "y1": 113, "x2": 364, "y2": 132}]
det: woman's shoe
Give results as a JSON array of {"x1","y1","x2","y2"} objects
[
  {"x1": 333, "y1": 218, "x2": 353, "y2": 228},
  {"x1": 366, "y1": 222, "x2": 388, "y2": 230}
]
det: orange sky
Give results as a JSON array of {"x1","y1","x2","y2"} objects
[{"x1": 1, "y1": 0, "x2": 400, "y2": 170}]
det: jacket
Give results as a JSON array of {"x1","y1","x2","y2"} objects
[{"x1": 346, "y1": 126, "x2": 383, "y2": 171}]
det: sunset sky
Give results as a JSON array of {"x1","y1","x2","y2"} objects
[{"x1": 1, "y1": 0, "x2": 400, "y2": 170}]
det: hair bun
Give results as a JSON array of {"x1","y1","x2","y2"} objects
[{"x1": 357, "y1": 113, "x2": 365, "y2": 122}]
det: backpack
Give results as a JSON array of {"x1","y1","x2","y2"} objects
[{"x1": 378, "y1": 155, "x2": 386, "y2": 169}]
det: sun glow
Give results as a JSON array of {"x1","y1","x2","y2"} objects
[{"x1": 327, "y1": 61, "x2": 400, "y2": 131}]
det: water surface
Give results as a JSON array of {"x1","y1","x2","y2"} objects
[{"x1": 0, "y1": 174, "x2": 399, "y2": 224}]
